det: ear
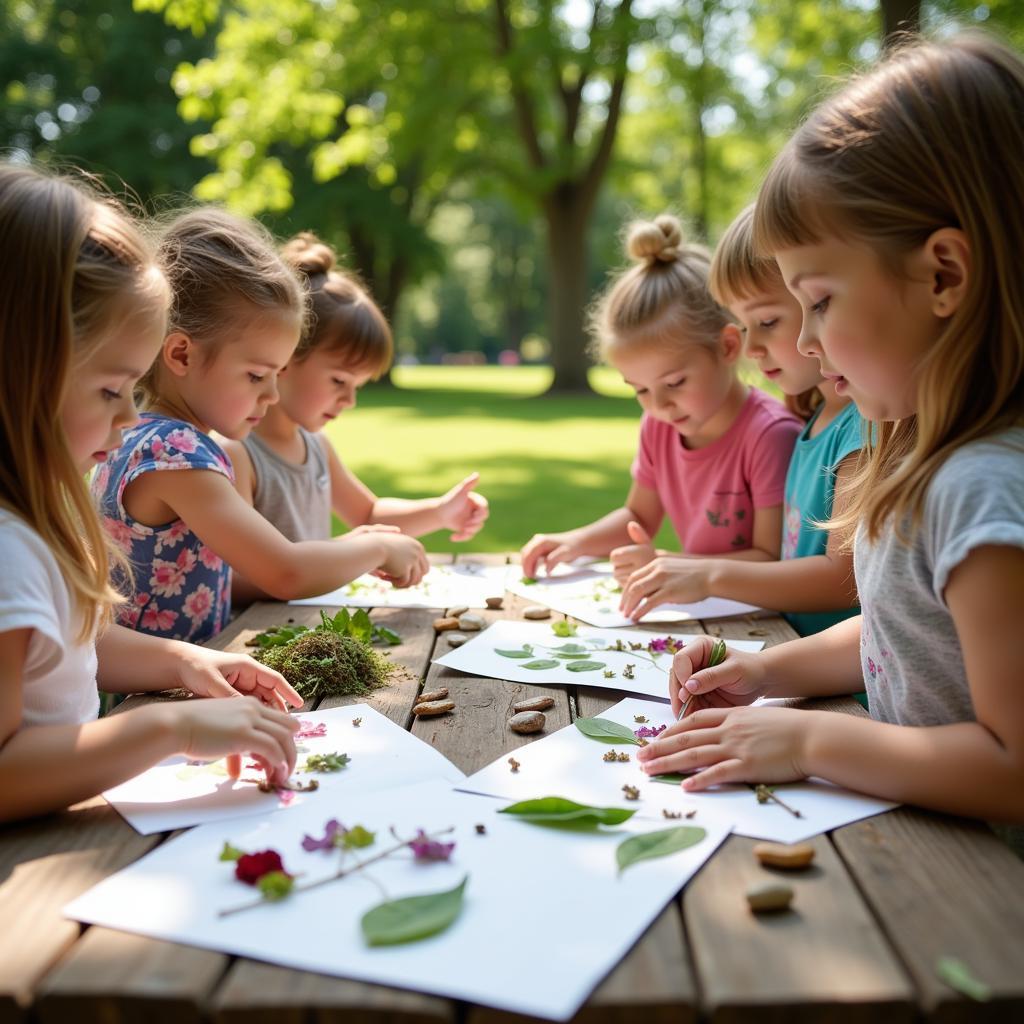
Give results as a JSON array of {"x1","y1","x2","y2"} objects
[
  {"x1": 921, "y1": 227, "x2": 970, "y2": 319},
  {"x1": 162, "y1": 331, "x2": 196, "y2": 379},
  {"x1": 718, "y1": 323, "x2": 744, "y2": 363}
]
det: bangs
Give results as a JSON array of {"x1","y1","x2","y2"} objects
[{"x1": 709, "y1": 204, "x2": 784, "y2": 306}]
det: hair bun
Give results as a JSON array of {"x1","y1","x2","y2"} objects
[
  {"x1": 626, "y1": 214, "x2": 684, "y2": 264},
  {"x1": 281, "y1": 231, "x2": 335, "y2": 277}
]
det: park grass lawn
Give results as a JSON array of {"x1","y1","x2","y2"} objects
[{"x1": 325, "y1": 364, "x2": 777, "y2": 555}]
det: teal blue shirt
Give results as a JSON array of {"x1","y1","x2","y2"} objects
[{"x1": 781, "y1": 401, "x2": 864, "y2": 636}]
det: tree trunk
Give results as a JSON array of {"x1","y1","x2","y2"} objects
[
  {"x1": 880, "y1": 0, "x2": 920, "y2": 44},
  {"x1": 543, "y1": 186, "x2": 593, "y2": 394}
]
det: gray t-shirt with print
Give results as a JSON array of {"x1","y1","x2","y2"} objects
[{"x1": 854, "y1": 427, "x2": 1024, "y2": 852}]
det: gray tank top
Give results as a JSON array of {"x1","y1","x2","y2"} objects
[{"x1": 242, "y1": 428, "x2": 332, "y2": 542}]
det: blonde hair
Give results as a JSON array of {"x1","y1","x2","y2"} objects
[
  {"x1": 0, "y1": 163, "x2": 168, "y2": 640},
  {"x1": 141, "y1": 208, "x2": 307, "y2": 403},
  {"x1": 711, "y1": 204, "x2": 821, "y2": 421},
  {"x1": 589, "y1": 214, "x2": 732, "y2": 359},
  {"x1": 281, "y1": 232, "x2": 392, "y2": 378},
  {"x1": 754, "y1": 32, "x2": 1024, "y2": 542}
]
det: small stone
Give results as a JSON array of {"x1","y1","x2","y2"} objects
[
  {"x1": 448, "y1": 605, "x2": 469, "y2": 618},
  {"x1": 746, "y1": 882, "x2": 794, "y2": 913},
  {"x1": 411, "y1": 699, "x2": 455, "y2": 717},
  {"x1": 485, "y1": 596, "x2": 504, "y2": 610},
  {"x1": 416, "y1": 687, "x2": 449, "y2": 704},
  {"x1": 508, "y1": 711, "x2": 546, "y2": 734},
  {"x1": 513, "y1": 696, "x2": 555, "y2": 713},
  {"x1": 433, "y1": 617, "x2": 460, "y2": 632},
  {"x1": 458, "y1": 613, "x2": 486, "y2": 631},
  {"x1": 523, "y1": 605, "x2": 551, "y2": 620},
  {"x1": 447, "y1": 632, "x2": 469, "y2": 648},
  {"x1": 753, "y1": 841, "x2": 816, "y2": 870}
]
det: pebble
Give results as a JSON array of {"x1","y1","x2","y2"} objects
[
  {"x1": 513, "y1": 696, "x2": 555, "y2": 713},
  {"x1": 523, "y1": 605, "x2": 551, "y2": 620},
  {"x1": 416, "y1": 687, "x2": 449, "y2": 703},
  {"x1": 485, "y1": 596, "x2": 504, "y2": 610},
  {"x1": 753, "y1": 841, "x2": 816, "y2": 870},
  {"x1": 412, "y1": 699, "x2": 455, "y2": 717},
  {"x1": 433, "y1": 617, "x2": 460, "y2": 632},
  {"x1": 508, "y1": 711, "x2": 546, "y2": 734},
  {"x1": 746, "y1": 882, "x2": 794, "y2": 913},
  {"x1": 447, "y1": 632, "x2": 469, "y2": 648},
  {"x1": 458, "y1": 613, "x2": 486, "y2": 631},
  {"x1": 448, "y1": 606, "x2": 469, "y2": 618}
]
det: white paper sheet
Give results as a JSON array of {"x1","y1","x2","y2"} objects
[
  {"x1": 103, "y1": 705, "x2": 464, "y2": 835},
  {"x1": 290, "y1": 562, "x2": 507, "y2": 608},
  {"x1": 68, "y1": 780, "x2": 733, "y2": 1021},
  {"x1": 434, "y1": 620, "x2": 763, "y2": 700},
  {"x1": 507, "y1": 561, "x2": 761, "y2": 627},
  {"x1": 457, "y1": 697, "x2": 896, "y2": 844}
]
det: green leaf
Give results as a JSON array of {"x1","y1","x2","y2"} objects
[
  {"x1": 522, "y1": 659, "x2": 560, "y2": 670},
  {"x1": 304, "y1": 751, "x2": 352, "y2": 773},
  {"x1": 373, "y1": 625, "x2": 402, "y2": 646},
  {"x1": 650, "y1": 773, "x2": 687, "y2": 785},
  {"x1": 551, "y1": 643, "x2": 588, "y2": 654},
  {"x1": 565, "y1": 660, "x2": 606, "y2": 673},
  {"x1": 936, "y1": 957, "x2": 991, "y2": 1002},
  {"x1": 551, "y1": 620, "x2": 578, "y2": 637},
  {"x1": 362, "y1": 877, "x2": 468, "y2": 946},
  {"x1": 257, "y1": 870, "x2": 295, "y2": 901},
  {"x1": 350, "y1": 609, "x2": 375, "y2": 644},
  {"x1": 520, "y1": 576, "x2": 537, "y2": 585},
  {"x1": 498, "y1": 796, "x2": 636, "y2": 826},
  {"x1": 574, "y1": 716, "x2": 642, "y2": 745},
  {"x1": 495, "y1": 648, "x2": 534, "y2": 659},
  {"x1": 708, "y1": 638, "x2": 727, "y2": 667},
  {"x1": 219, "y1": 841, "x2": 245, "y2": 862},
  {"x1": 555, "y1": 652, "x2": 589, "y2": 659},
  {"x1": 616, "y1": 826, "x2": 707, "y2": 872},
  {"x1": 342, "y1": 824, "x2": 376, "y2": 849}
]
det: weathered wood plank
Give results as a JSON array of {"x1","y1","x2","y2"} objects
[{"x1": 833, "y1": 808, "x2": 1024, "y2": 1023}]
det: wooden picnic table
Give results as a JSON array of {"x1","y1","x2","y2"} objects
[{"x1": 3, "y1": 552, "x2": 1024, "y2": 1024}]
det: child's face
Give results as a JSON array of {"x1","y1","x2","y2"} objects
[
  {"x1": 610, "y1": 332, "x2": 738, "y2": 442},
  {"x1": 276, "y1": 348, "x2": 375, "y2": 432},
  {"x1": 182, "y1": 307, "x2": 301, "y2": 439},
  {"x1": 62, "y1": 303, "x2": 165, "y2": 475},
  {"x1": 729, "y1": 285, "x2": 823, "y2": 397},
  {"x1": 776, "y1": 238, "x2": 939, "y2": 421}
]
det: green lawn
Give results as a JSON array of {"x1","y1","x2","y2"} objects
[{"x1": 324, "y1": 365, "x2": 678, "y2": 554}]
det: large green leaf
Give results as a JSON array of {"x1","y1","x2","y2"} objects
[
  {"x1": 498, "y1": 796, "x2": 635, "y2": 826},
  {"x1": 565, "y1": 660, "x2": 606, "y2": 672},
  {"x1": 616, "y1": 826, "x2": 707, "y2": 872},
  {"x1": 522, "y1": 659, "x2": 560, "y2": 671},
  {"x1": 362, "y1": 876, "x2": 468, "y2": 946},
  {"x1": 496, "y1": 648, "x2": 534, "y2": 659},
  {"x1": 574, "y1": 716, "x2": 641, "y2": 745}
]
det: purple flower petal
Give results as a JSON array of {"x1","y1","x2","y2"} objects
[
  {"x1": 408, "y1": 829, "x2": 456, "y2": 862},
  {"x1": 302, "y1": 818, "x2": 346, "y2": 852},
  {"x1": 635, "y1": 724, "x2": 668, "y2": 739}
]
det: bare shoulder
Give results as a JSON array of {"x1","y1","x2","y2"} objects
[{"x1": 219, "y1": 437, "x2": 256, "y2": 503}]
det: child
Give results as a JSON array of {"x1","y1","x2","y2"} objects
[
  {"x1": 618, "y1": 205, "x2": 863, "y2": 635},
  {"x1": 93, "y1": 210, "x2": 429, "y2": 644},
  {"x1": 521, "y1": 214, "x2": 803, "y2": 579},
  {"x1": 221, "y1": 232, "x2": 487, "y2": 601},
  {"x1": 0, "y1": 164, "x2": 301, "y2": 823},
  {"x1": 636, "y1": 34, "x2": 1024, "y2": 842}
]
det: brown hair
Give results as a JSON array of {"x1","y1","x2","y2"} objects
[
  {"x1": 711, "y1": 204, "x2": 821, "y2": 421},
  {"x1": 141, "y1": 208, "x2": 306, "y2": 402},
  {"x1": 0, "y1": 163, "x2": 167, "y2": 639},
  {"x1": 280, "y1": 232, "x2": 392, "y2": 378},
  {"x1": 589, "y1": 214, "x2": 732, "y2": 359},
  {"x1": 754, "y1": 32, "x2": 1024, "y2": 542}
]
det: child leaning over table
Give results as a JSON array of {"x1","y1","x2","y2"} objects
[
  {"x1": 0, "y1": 163, "x2": 300, "y2": 823},
  {"x1": 636, "y1": 33, "x2": 1024, "y2": 853}
]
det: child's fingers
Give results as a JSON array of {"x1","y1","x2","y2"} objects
[
  {"x1": 682, "y1": 758, "x2": 745, "y2": 791},
  {"x1": 542, "y1": 543, "x2": 575, "y2": 574},
  {"x1": 225, "y1": 752, "x2": 242, "y2": 779},
  {"x1": 626, "y1": 520, "x2": 652, "y2": 546}
]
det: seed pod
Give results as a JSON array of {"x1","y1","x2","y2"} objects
[
  {"x1": 416, "y1": 687, "x2": 449, "y2": 704},
  {"x1": 753, "y1": 841, "x2": 815, "y2": 870},
  {"x1": 513, "y1": 696, "x2": 555, "y2": 712},
  {"x1": 412, "y1": 700, "x2": 455, "y2": 717}
]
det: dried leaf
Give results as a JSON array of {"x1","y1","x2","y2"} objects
[
  {"x1": 495, "y1": 648, "x2": 534, "y2": 659},
  {"x1": 361, "y1": 876, "x2": 468, "y2": 946},
  {"x1": 616, "y1": 826, "x2": 707, "y2": 872},
  {"x1": 522, "y1": 659, "x2": 560, "y2": 670}
]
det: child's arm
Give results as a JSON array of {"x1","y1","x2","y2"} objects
[
  {"x1": 124, "y1": 469, "x2": 429, "y2": 598},
  {"x1": 0, "y1": 628, "x2": 299, "y2": 824},
  {"x1": 520, "y1": 483, "x2": 664, "y2": 578},
  {"x1": 220, "y1": 437, "x2": 257, "y2": 506},
  {"x1": 640, "y1": 546, "x2": 1024, "y2": 821},
  {"x1": 325, "y1": 441, "x2": 488, "y2": 541}
]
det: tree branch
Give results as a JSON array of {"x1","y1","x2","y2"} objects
[{"x1": 493, "y1": 0, "x2": 547, "y2": 170}]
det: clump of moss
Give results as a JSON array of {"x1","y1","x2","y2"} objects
[{"x1": 255, "y1": 629, "x2": 394, "y2": 702}]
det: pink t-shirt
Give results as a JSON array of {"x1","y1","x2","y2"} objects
[{"x1": 631, "y1": 387, "x2": 802, "y2": 555}]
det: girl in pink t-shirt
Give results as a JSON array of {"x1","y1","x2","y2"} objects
[{"x1": 521, "y1": 214, "x2": 801, "y2": 580}]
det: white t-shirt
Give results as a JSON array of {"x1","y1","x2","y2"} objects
[{"x1": 0, "y1": 509, "x2": 99, "y2": 728}]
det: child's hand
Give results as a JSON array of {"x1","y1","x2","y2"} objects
[
  {"x1": 619, "y1": 556, "x2": 710, "y2": 620},
  {"x1": 174, "y1": 646, "x2": 303, "y2": 712},
  {"x1": 520, "y1": 529, "x2": 587, "y2": 578},
  {"x1": 348, "y1": 523, "x2": 402, "y2": 537},
  {"x1": 377, "y1": 534, "x2": 430, "y2": 588},
  {"x1": 636, "y1": 705, "x2": 812, "y2": 790},
  {"x1": 610, "y1": 521, "x2": 656, "y2": 584},
  {"x1": 168, "y1": 698, "x2": 300, "y2": 786},
  {"x1": 436, "y1": 473, "x2": 489, "y2": 542},
  {"x1": 667, "y1": 635, "x2": 767, "y2": 717}
]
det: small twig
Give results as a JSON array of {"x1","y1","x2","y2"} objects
[
  {"x1": 237, "y1": 776, "x2": 320, "y2": 794},
  {"x1": 218, "y1": 826, "x2": 455, "y2": 918},
  {"x1": 752, "y1": 784, "x2": 803, "y2": 819}
]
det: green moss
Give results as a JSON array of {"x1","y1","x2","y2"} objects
[{"x1": 255, "y1": 630, "x2": 394, "y2": 702}]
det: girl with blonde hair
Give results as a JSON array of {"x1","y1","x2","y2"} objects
[
  {"x1": 638, "y1": 34, "x2": 1024, "y2": 842},
  {"x1": 0, "y1": 164, "x2": 301, "y2": 822},
  {"x1": 522, "y1": 214, "x2": 802, "y2": 580}
]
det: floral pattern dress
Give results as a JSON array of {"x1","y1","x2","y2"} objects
[{"x1": 92, "y1": 415, "x2": 233, "y2": 643}]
